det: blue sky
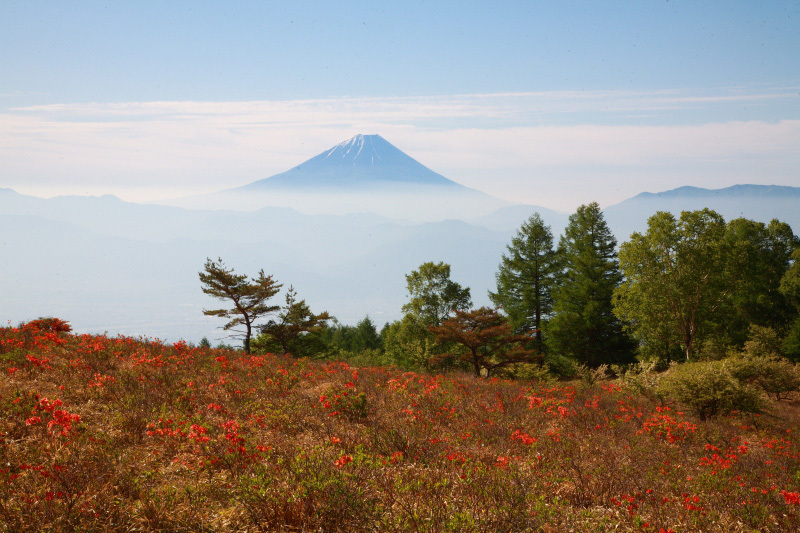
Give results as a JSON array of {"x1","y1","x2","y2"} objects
[{"x1": 1, "y1": 1, "x2": 799, "y2": 211}]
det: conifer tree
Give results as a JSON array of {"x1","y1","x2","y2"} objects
[
  {"x1": 489, "y1": 213, "x2": 559, "y2": 352},
  {"x1": 548, "y1": 203, "x2": 634, "y2": 366},
  {"x1": 199, "y1": 258, "x2": 282, "y2": 354},
  {"x1": 260, "y1": 286, "x2": 330, "y2": 355},
  {"x1": 429, "y1": 307, "x2": 540, "y2": 377}
]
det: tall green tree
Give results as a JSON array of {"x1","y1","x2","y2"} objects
[
  {"x1": 489, "y1": 213, "x2": 559, "y2": 352},
  {"x1": 259, "y1": 286, "x2": 330, "y2": 356},
  {"x1": 614, "y1": 210, "x2": 730, "y2": 362},
  {"x1": 199, "y1": 258, "x2": 282, "y2": 354},
  {"x1": 383, "y1": 262, "x2": 472, "y2": 369},
  {"x1": 402, "y1": 261, "x2": 472, "y2": 326},
  {"x1": 549, "y1": 203, "x2": 634, "y2": 366},
  {"x1": 780, "y1": 246, "x2": 800, "y2": 360},
  {"x1": 721, "y1": 218, "x2": 798, "y2": 345}
]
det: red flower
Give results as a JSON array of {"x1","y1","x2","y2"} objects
[
  {"x1": 334, "y1": 454, "x2": 353, "y2": 468},
  {"x1": 781, "y1": 490, "x2": 800, "y2": 505}
]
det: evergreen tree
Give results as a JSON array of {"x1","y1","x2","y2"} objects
[
  {"x1": 259, "y1": 286, "x2": 330, "y2": 356},
  {"x1": 489, "y1": 213, "x2": 559, "y2": 352},
  {"x1": 549, "y1": 203, "x2": 634, "y2": 366},
  {"x1": 323, "y1": 316, "x2": 383, "y2": 353},
  {"x1": 198, "y1": 258, "x2": 282, "y2": 354}
]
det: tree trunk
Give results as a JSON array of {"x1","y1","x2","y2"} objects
[{"x1": 244, "y1": 320, "x2": 252, "y2": 354}]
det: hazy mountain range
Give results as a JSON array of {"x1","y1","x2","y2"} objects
[{"x1": 2, "y1": 134, "x2": 797, "y2": 342}]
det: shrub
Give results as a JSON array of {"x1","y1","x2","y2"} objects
[
  {"x1": 499, "y1": 362, "x2": 554, "y2": 383},
  {"x1": 659, "y1": 360, "x2": 763, "y2": 420},
  {"x1": 620, "y1": 360, "x2": 668, "y2": 403},
  {"x1": 543, "y1": 353, "x2": 579, "y2": 379},
  {"x1": 729, "y1": 356, "x2": 800, "y2": 401}
]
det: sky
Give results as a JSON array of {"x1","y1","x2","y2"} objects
[{"x1": 1, "y1": 1, "x2": 799, "y2": 212}]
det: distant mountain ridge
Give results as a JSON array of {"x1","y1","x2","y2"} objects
[
  {"x1": 3, "y1": 182, "x2": 799, "y2": 343},
  {"x1": 632, "y1": 184, "x2": 800, "y2": 200},
  {"x1": 603, "y1": 184, "x2": 800, "y2": 241}
]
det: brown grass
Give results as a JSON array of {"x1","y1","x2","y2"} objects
[{"x1": 1, "y1": 318, "x2": 799, "y2": 532}]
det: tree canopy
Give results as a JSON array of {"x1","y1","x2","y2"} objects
[
  {"x1": 402, "y1": 261, "x2": 472, "y2": 326},
  {"x1": 614, "y1": 211, "x2": 799, "y2": 362},
  {"x1": 199, "y1": 258, "x2": 282, "y2": 354},
  {"x1": 429, "y1": 307, "x2": 540, "y2": 377},
  {"x1": 489, "y1": 213, "x2": 559, "y2": 352},
  {"x1": 548, "y1": 203, "x2": 635, "y2": 367}
]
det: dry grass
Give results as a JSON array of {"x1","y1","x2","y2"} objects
[{"x1": 1, "y1": 318, "x2": 799, "y2": 532}]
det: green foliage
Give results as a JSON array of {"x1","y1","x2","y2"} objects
[
  {"x1": 619, "y1": 360, "x2": 668, "y2": 403},
  {"x1": 742, "y1": 325, "x2": 784, "y2": 359},
  {"x1": 257, "y1": 286, "x2": 330, "y2": 357},
  {"x1": 499, "y1": 361, "x2": 556, "y2": 382},
  {"x1": 322, "y1": 316, "x2": 383, "y2": 354},
  {"x1": 548, "y1": 202, "x2": 635, "y2": 367},
  {"x1": 780, "y1": 246, "x2": 800, "y2": 307},
  {"x1": 199, "y1": 257, "x2": 282, "y2": 354},
  {"x1": 727, "y1": 355, "x2": 800, "y2": 401},
  {"x1": 658, "y1": 360, "x2": 763, "y2": 420},
  {"x1": 720, "y1": 219, "x2": 798, "y2": 346},
  {"x1": 542, "y1": 353, "x2": 580, "y2": 380},
  {"x1": 615, "y1": 209, "x2": 729, "y2": 362},
  {"x1": 783, "y1": 317, "x2": 800, "y2": 361},
  {"x1": 402, "y1": 261, "x2": 472, "y2": 326},
  {"x1": 381, "y1": 315, "x2": 436, "y2": 370},
  {"x1": 616, "y1": 213, "x2": 798, "y2": 362},
  {"x1": 489, "y1": 213, "x2": 559, "y2": 352}
]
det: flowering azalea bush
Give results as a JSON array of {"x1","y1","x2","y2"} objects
[{"x1": 1, "y1": 318, "x2": 800, "y2": 531}]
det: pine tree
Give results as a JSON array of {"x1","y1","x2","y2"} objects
[
  {"x1": 548, "y1": 203, "x2": 635, "y2": 366},
  {"x1": 429, "y1": 307, "x2": 540, "y2": 377},
  {"x1": 260, "y1": 286, "x2": 330, "y2": 355},
  {"x1": 199, "y1": 258, "x2": 282, "y2": 354},
  {"x1": 489, "y1": 213, "x2": 559, "y2": 352}
]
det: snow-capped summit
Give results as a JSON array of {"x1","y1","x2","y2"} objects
[
  {"x1": 177, "y1": 134, "x2": 511, "y2": 220},
  {"x1": 236, "y1": 134, "x2": 456, "y2": 190}
]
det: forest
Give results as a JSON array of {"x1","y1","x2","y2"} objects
[{"x1": 201, "y1": 203, "x2": 800, "y2": 407}]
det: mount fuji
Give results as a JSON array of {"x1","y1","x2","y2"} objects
[
  {"x1": 238, "y1": 134, "x2": 457, "y2": 190},
  {"x1": 171, "y1": 134, "x2": 511, "y2": 221}
]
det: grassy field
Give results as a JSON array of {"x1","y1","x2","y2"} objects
[{"x1": 2, "y1": 318, "x2": 799, "y2": 532}]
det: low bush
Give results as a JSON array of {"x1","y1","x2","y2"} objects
[
  {"x1": 658, "y1": 360, "x2": 764, "y2": 420},
  {"x1": 729, "y1": 355, "x2": 800, "y2": 401},
  {"x1": 543, "y1": 353, "x2": 579, "y2": 379}
]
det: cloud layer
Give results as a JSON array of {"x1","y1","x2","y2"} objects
[{"x1": 2, "y1": 89, "x2": 798, "y2": 211}]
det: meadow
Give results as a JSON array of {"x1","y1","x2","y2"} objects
[{"x1": 2, "y1": 318, "x2": 799, "y2": 532}]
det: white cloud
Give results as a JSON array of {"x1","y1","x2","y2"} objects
[{"x1": 1, "y1": 89, "x2": 798, "y2": 211}]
